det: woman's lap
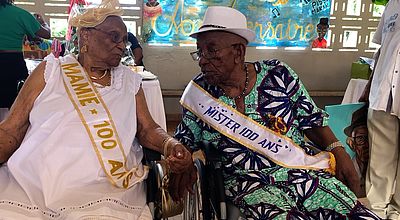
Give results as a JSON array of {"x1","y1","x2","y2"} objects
[{"x1": 225, "y1": 167, "x2": 380, "y2": 219}]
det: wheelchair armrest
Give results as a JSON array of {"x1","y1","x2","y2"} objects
[
  {"x1": 142, "y1": 148, "x2": 162, "y2": 219},
  {"x1": 142, "y1": 148, "x2": 162, "y2": 164}
]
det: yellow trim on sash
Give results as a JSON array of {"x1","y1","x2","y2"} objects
[
  {"x1": 60, "y1": 58, "x2": 148, "y2": 188},
  {"x1": 181, "y1": 81, "x2": 336, "y2": 174}
]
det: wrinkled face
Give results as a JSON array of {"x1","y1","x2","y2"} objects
[
  {"x1": 195, "y1": 31, "x2": 243, "y2": 86},
  {"x1": 83, "y1": 16, "x2": 128, "y2": 67},
  {"x1": 352, "y1": 126, "x2": 369, "y2": 163}
]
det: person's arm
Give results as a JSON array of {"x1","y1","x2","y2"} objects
[
  {"x1": 170, "y1": 108, "x2": 204, "y2": 201},
  {"x1": 132, "y1": 47, "x2": 144, "y2": 66},
  {"x1": 275, "y1": 61, "x2": 362, "y2": 196},
  {"x1": 304, "y1": 126, "x2": 363, "y2": 197},
  {"x1": 135, "y1": 87, "x2": 192, "y2": 173},
  {"x1": 304, "y1": 126, "x2": 337, "y2": 150},
  {"x1": 359, "y1": 48, "x2": 380, "y2": 103},
  {"x1": 33, "y1": 13, "x2": 51, "y2": 39},
  {"x1": 127, "y1": 33, "x2": 144, "y2": 66},
  {"x1": 0, "y1": 62, "x2": 47, "y2": 163}
]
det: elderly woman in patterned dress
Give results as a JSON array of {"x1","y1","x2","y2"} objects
[{"x1": 172, "y1": 6, "x2": 381, "y2": 219}]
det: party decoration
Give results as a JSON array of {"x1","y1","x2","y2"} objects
[{"x1": 142, "y1": 0, "x2": 331, "y2": 47}]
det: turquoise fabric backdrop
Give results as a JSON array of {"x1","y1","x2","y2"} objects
[
  {"x1": 325, "y1": 103, "x2": 366, "y2": 159},
  {"x1": 142, "y1": 0, "x2": 331, "y2": 47}
]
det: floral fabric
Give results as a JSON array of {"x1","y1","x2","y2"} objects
[{"x1": 174, "y1": 60, "x2": 380, "y2": 219}]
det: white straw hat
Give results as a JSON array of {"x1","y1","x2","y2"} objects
[{"x1": 190, "y1": 6, "x2": 256, "y2": 44}]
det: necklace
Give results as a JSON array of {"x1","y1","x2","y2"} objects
[
  {"x1": 94, "y1": 81, "x2": 111, "y2": 88},
  {"x1": 90, "y1": 69, "x2": 109, "y2": 80},
  {"x1": 222, "y1": 64, "x2": 249, "y2": 100},
  {"x1": 93, "y1": 75, "x2": 112, "y2": 88}
]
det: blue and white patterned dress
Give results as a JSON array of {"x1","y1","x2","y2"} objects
[{"x1": 174, "y1": 60, "x2": 380, "y2": 219}]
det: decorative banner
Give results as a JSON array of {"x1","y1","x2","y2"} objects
[{"x1": 142, "y1": 0, "x2": 331, "y2": 47}]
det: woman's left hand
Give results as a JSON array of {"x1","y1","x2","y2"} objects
[
  {"x1": 165, "y1": 143, "x2": 193, "y2": 174},
  {"x1": 331, "y1": 146, "x2": 363, "y2": 197}
]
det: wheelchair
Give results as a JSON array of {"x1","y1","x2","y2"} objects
[
  {"x1": 143, "y1": 141, "x2": 244, "y2": 220},
  {"x1": 144, "y1": 147, "x2": 187, "y2": 219},
  {"x1": 184, "y1": 142, "x2": 245, "y2": 220}
]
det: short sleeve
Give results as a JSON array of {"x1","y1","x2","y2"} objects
[
  {"x1": 122, "y1": 65, "x2": 142, "y2": 95},
  {"x1": 132, "y1": 73, "x2": 142, "y2": 95},
  {"x1": 18, "y1": 9, "x2": 41, "y2": 37},
  {"x1": 43, "y1": 53, "x2": 59, "y2": 83}
]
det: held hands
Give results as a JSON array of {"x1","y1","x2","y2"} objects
[
  {"x1": 331, "y1": 146, "x2": 363, "y2": 197},
  {"x1": 163, "y1": 138, "x2": 193, "y2": 174},
  {"x1": 162, "y1": 137, "x2": 197, "y2": 201}
]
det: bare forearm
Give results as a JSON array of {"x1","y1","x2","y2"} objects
[
  {"x1": 0, "y1": 124, "x2": 28, "y2": 163},
  {"x1": 34, "y1": 13, "x2": 51, "y2": 39},
  {"x1": 133, "y1": 49, "x2": 143, "y2": 66},
  {"x1": 0, "y1": 102, "x2": 32, "y2": 162},
  {"x1": 0, "y1": 62, "x2": 45, "y2": 163},
  {"x1": 304, "y1": 126, "x2": 338, "y2": 151},
  {"x1": 137, "y1": 126, "x2": 172, "y2": 155}
]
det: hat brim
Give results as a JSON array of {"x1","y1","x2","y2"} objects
[
  {"x1": 344, "y1": 125, "x2": 355, "y2": 137},
  {"x1": 344, "y1": 120, "x2": 367, "y2": 137},
  {"x1": 343, "y1": 105, "x2": 368, "y2": 137},
  {"x1": 190, "y1": 27, "x2": 256, "y2": 44}
]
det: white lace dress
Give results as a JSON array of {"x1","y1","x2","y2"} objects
[{"x1": 0, "y1": 54, "x2": 151, "y2": 219}]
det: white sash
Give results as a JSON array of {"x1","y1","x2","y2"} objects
[
  {"x1": 181, "y1": 81, "x2": 335, "y2": 174},
  {"x1": 60, "y1": 57, "x2": 148, "y2": 188}
]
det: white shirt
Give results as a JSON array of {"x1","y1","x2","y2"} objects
[
  {"x1": 369, "y1": 0, "x2": 400, "y2": 117},
  {"x1": 0, "y1": 54, "x2": 151, "y2": 219}
]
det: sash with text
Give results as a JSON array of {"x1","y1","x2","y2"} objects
[
  {"x1": 60, "y1": 56, "x2": 148, "y2": 188},
  {"x1": 180, "y1": 81, "x2": 335, "y2": 174}
]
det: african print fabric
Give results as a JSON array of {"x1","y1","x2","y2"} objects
[{"x1": 174, "y1": 59, "x2": 381, "y2": 219}]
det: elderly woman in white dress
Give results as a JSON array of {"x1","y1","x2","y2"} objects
[{"x1": 0, "y1": 0, "x2": 192, "y2": 219}]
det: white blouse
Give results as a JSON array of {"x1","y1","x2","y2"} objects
[
  {"x1": 0, "y1": 54, "x2": 151, "y2": 219},
  {"x1": 370, "y1": 0, "x2": 400, "y2": 117}
]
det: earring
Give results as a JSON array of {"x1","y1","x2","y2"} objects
[{"x1": 80, "y1": 45, "x2": 88, "y2": 53}]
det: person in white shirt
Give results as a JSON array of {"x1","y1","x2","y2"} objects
[{"x1": 360, "y1": 0, "x2": 400, "y2": 218}]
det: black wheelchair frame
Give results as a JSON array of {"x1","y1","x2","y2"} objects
[
  {"x1": 143, "y1": 142, "x2": 243, "y2": 220},
  {"x1": 184, "y1": 142, "x2": 244, "y2": 220}
]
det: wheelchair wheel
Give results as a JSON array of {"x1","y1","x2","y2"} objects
[{"x1": 183, "y1": 159, "x2": 218, "y2": 220}]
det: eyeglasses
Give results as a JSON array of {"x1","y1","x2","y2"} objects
[
  {"x1": 88, "y1": 27, "x2": 128, "y2": 45},
  {"x1": 190, "y1": 44, "x2": 239, "y2": 61},
  {"x1": 352, "y1": 135, "x2": 367, "y2": 145}
]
